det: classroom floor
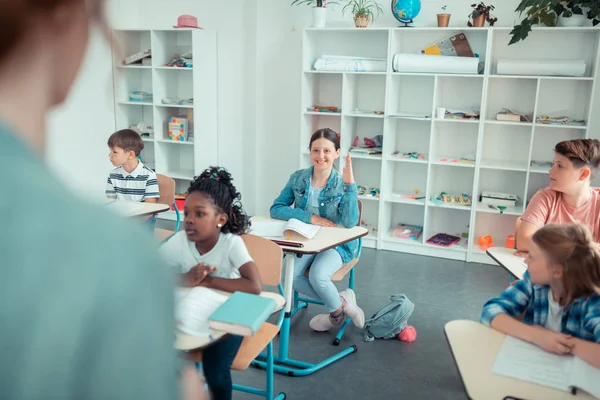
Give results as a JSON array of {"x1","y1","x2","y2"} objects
[{"x1": 230, "y1": 247, "x2": 510, "y2": 400}]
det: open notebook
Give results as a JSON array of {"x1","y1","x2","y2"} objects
[
  {"x1": 175, "y1": 287, "x2": 229, "y2": 337},
  {"x1": 249, "y1": 218, "x2": 320, "y2": 240},
  {"x1": 493, "y1": 335, "x2": 600, "y2": 398}
]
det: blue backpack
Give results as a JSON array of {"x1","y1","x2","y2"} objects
[{"x1": 363, "y1": 294, "x2": 415, "y2": 342}]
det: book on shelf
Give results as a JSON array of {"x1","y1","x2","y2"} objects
[
  {"x1": 123, "y1": 49, "x2": 151, "y2": 65},
  {"x1": 421, "y1": 33, "x2": 475, "y2": 57},
  {"x1": 496, "y1": 108, "x2": 532, "y2": 122},
  {"x1": 493, "y1": 335, "x2": 600, "y2": 398},
  {"x1": 350, "y1": 147, "x2": 382, "y2": 155},
  {"x1": 249, "y1": 218, "x2": 320, "y2": 240},
  {"x1": 209, "y1": 291, "x2": 277, "y2": 336},
  {"x1": 392, "y1": 224, "x2": 423, "y2": 240}
]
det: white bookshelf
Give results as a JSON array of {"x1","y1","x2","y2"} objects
[
  {"x1": 112, "y1": 29, "x2": 218, "y2": 222},
  {"x1": 300, "y1": 27, "x2": 600, "y2": 263}
]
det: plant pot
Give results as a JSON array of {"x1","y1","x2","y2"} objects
[
  {"x1": 558, "y1": 12, "x2": 587, "y2": 27},
  {"x1": 312, "y1": 6, "x2": 327, "y2": 28},
  {"x1": 437, "y1": 13, "x2": 451, "y2": 27},
  {"x1": 354, "y1": 14, "x2": 371, "y2": 28},
  {"x1": 472, "y1": 14, "x2": 485, "y2": 27}
]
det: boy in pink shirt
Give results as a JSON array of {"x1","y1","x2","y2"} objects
[{"x1": 518, "y1": 139, "x2": 600, "y2": 253}]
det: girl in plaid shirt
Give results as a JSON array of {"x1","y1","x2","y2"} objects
[{"x1": 482, "y1": 223, "x2": 600, "y2": 368}]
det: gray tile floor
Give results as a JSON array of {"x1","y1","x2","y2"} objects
[{"x1": 229, "y1": 248, "x2": 510, "y2": 400}]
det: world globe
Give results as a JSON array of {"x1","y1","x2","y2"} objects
[{"x1": 391, "y1": 0, "x2": 421, "y2": 26}]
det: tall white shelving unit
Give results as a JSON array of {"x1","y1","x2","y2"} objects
[
  {"x1": 112, "y1": 29, "x2": 218, "y2": 223},
  {"x1": 300, "y1": 27, "x2": 600, "y2": 263}
]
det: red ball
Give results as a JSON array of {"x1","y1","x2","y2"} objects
[{"x1": 398, "y1": 325, "x2": 417, "y2": 342}]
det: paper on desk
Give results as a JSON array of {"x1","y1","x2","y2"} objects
[
  {"x1": 492, "y1": 335, "x2": 572, "y2": 392},
  {"x1": 248, "y1": 220, "x2": 287, "y2": 239},
  {"x1": 176, "y1": 287, "x2": 229, "y2": 337},
  {"x1": 104, "y1": 200, "x2": 143, "y2": 216}
]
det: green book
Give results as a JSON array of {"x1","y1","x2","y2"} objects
[{"x1": 209, "y1": 291, "x2": 276, "y2": 336}]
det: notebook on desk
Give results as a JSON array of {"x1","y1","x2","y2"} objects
[
  {"x1": 493, "y1": 335, "x2": 600, "y2": 398},
  {"x1": 209, "y1": 291, "x2": 277, "y2": 336},
  {"x1": 175, "y1": 287, "x2": 229, "y2": 337},
  {"x1": 249, "y1": 218, "x2": 320, "y2": 240}
]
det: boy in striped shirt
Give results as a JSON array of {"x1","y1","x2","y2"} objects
[{"x1": 106, "y1": 129, "x2": 160, "y2": 229}]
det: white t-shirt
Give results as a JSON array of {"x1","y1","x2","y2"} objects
[
  {"x1": 160, "y1": 231, "x2": 253, "y2": 279},
  {"x1": 545, "y1": 289, "x2": 564, "y2": 332}
]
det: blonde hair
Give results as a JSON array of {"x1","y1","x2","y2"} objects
[{"x1": 532, "y1": 223, "x2": 600, "y2": 306}]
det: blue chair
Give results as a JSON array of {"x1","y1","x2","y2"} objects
[
  {"x1": 230, "y1": 234, "x2": 286, "y2": 399},
  {"x1": 290, "y1": 200, "x2": 364, "y2": 346}
]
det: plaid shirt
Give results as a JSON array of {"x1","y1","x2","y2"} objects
[{"x1": 481, "y1": 272, "x2": 600, "y2": 343}]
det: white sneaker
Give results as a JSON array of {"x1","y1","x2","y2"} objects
[
  {"x1": 309, "y1": 311, "x2": 347, "y2": 332},
  {"x1": 340, "y1": 288, "x2": 365, "y2": 328}
]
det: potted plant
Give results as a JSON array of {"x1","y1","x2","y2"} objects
[
  {"x1": 437, "y1": 5, "x2": 451, "y2": 27},
  {"x1": 292, "y1": 0, "x2": 340, "y2": 28},
  {"x1": 510, "y1": 0, "x2": 600, "y2": 45},
  {"x1": 467, "y1": 2, "x2": 497, "y2": 27},
  {"x1": 556, "y1": 0, "x2": 595, "y2": 26},
  {"x1": 342, "y1": 0, "x2": 384, "y2": 28}
]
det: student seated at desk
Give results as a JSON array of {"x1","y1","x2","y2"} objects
[
  {"x1": 105, "y1": 129, "x2": 160, "y2": 229},
  {"x1": 481, "y1": 223, "x2": 600, "y2": 368},
  {"x1": 517, "y1": 139, "x2": 600, "y2": 255},
  {"x1": 270, "y1": 128, "x2": 365, "y2": 332},
  {"x1": 160, "y1": 167, "x2": 262, "y2": 400}
]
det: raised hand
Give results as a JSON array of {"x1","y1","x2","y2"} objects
[{"x1": 342, "y1": 153, "x2": 354, "y2": 184}]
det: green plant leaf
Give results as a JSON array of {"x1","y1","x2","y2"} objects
[
  {"x1": 509, "y1": 19, "x2": 532, "y2": 45},
  {"x1": 563, "y1": 9, "x2": 573, "y2": 17},
  {"x1": 572, "y1": 5, "x2": 583, "y2": 15}
]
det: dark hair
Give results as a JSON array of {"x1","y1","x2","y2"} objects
[
  {"x1": 555, "y1": 139, "x2": 600, "y2": 179},
  {"x1": 309, "y1": 128, "x2": 340, "y2": 151},
  {"x1": 0, "y1": 0, "x2": 106, "y2": 63},
  {"x1": 532, "y1": 223, "x2": 600, "y2": 306},
  {"x1": 107, "y1": 129, "x2": 144, "y2": 156},
  {"x1": 187, "y1": 166, "x2": 249, "y2": 235}
]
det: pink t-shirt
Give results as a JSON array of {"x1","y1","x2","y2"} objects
[{"x1": 521, "y1": 187, "x2": 600, "y2": 242}]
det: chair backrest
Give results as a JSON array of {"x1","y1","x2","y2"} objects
[
  {"x1": 156, "y1": 174, "x2": 176, "y2": 207},
  {"x1": 358, "y1": 199, "x2": 363, "y2": 223},
  {"x1": 241, "y1": 234, "x2": 283, "y2": 287}
]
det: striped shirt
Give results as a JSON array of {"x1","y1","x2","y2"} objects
[
  {"x1": 105, "y1": 161, "x2": 160, "y2": 202},
  {"x1": 481, "y1": 271, "x2": 600, "y2": 342}
]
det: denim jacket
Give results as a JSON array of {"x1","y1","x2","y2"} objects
[{"x1": 270, "y1": 167, "x2": 360, "y2": 264}]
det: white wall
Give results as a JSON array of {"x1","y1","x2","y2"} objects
[
  {"x1": 251, "y1": 0, "x2": 524, "y2": 215},
  {"x1": 48, "y1": 0, "x2": 600, "y2": 215},
  {"x1": 46, "y1": 0, "x2": 258, "y2": 211}
]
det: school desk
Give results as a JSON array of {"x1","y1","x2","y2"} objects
[
  {"x1": 444, "y1": 320, "x2": 595, "y2": 400},
  {"x1": 104, "y1": 199, "x2": 171, "y2": 218},
  {"x1": 175, "y1": 290, "x2": 285, "y2": 351},
  {"x1": 486, "y1": 247, "x2": 527, "y2": 280},
  {"x1": 249, "y1": 216, "x2": 369, "y2": 377}
]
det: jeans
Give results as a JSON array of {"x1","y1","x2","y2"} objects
[
  {"x1": 292, "y1": 249, "x2": 343, "y2": 312},
  {"x1": 201, "y1": 335, "x2": 243, "y2": 400}
]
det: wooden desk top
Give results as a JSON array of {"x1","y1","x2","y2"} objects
[
  {"x1": 250, "y1": 216, "x2": 368, "y2": 255},
  {"x1": 444, "y1": 320, "x2": 595, "y2": 400},
  {"x1": 175, "y1": 291, "x2": 285, "y2": 351},
  {"x1": 486, "y1": 247, "x2": 527, "y2": 280}
]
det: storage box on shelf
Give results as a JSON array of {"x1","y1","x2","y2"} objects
[
  {"x1": 112, "y1": 29, "x2": 217, "y2": 223},
  {"x1": 299, "y1": 27, "x2": 599, "y2": 263}
]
